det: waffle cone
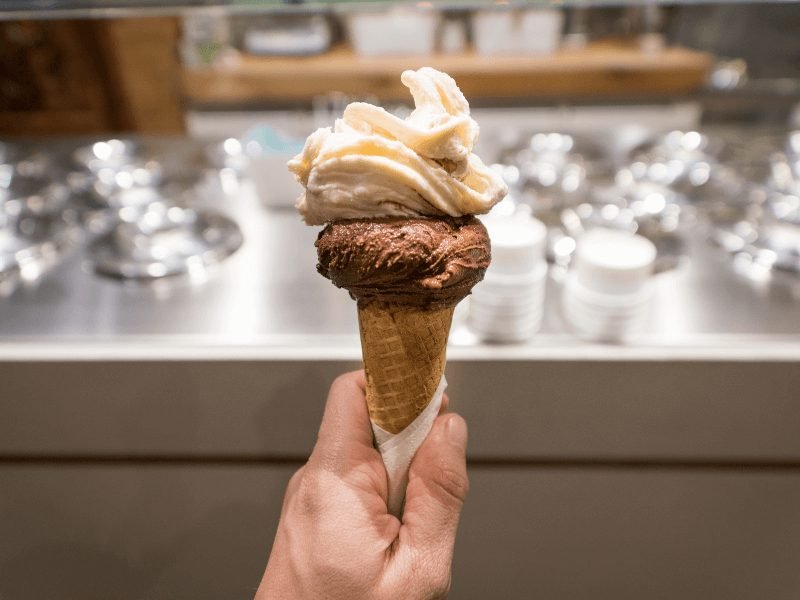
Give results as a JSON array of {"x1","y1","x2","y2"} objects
[{"x1": 358, "y1": 301, "x2": 454, "y2": 434}]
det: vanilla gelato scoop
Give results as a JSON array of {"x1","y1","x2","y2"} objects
[{"x1": 289, "y1": 67, "x2": 507, "y2": 225}]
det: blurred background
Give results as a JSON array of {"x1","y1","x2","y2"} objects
[{"x1": 1, "y1": 1, "x2": 800, "y2": 599}]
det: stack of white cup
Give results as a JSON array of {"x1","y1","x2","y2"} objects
[
  {"x1": 467, "y1": 213, "x2": 548, "y2": 343},
  {"x1": 562, "y1": 228, "x2": 657, "y2": 343}
]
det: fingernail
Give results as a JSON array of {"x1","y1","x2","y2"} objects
[{"x1": 446, "y1": 414, "x2": 468, "y2": 452}]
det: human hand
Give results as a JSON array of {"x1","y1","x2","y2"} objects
[{"x1": 255, "y1": 370, "x2": 469, "y2": 600}]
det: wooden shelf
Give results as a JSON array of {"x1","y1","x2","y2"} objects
[{"x1": 182, "y1": 41, "x2": 713, "y2": 105}]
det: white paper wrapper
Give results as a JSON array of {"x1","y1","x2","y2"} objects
[{"x1": 371, "y1": 376, "x2": 447, "y2": 517}]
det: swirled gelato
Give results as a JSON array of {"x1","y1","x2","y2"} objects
[{"x1": 289, "y1": 67, "x2": 507, "y2": 225}]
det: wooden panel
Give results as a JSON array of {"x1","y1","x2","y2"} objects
[
  {"x1": 182, "y1": 42, "x2": 712, "y2": 105},
  {"x1": 1, "y1": 466, "x2": 799, "y2": 599},
  {"x1": 96, "y1": 18, "x2": 185, "y2": 134},
  {"x1": 1, "y1": 360, "x2": 800, "y2": 460}
]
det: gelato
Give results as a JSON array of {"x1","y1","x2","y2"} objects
[{"x1": 316, "y1": 216, "x2": 490, "y2": 309}]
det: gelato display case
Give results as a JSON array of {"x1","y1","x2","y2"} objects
[{"x1": 1, "y1": 2, "x2": 800, "y2": 599}]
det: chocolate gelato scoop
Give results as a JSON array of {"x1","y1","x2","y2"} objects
[{"x1": 316, "y1": 216, "x2": 490, "y2": 309}]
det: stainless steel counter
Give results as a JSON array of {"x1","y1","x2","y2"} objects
[
  {"x1": 1, "y1": 179, "x2": 798, "y2": 361},
  {"x1": 3, "y1": 140, "x2": 800, "y2": 600}
]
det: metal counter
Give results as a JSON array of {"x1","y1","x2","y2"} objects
[
  {"x1": 2, "y1": 144, "x2": 800, "y2": 600},
  {"x1": 0, "y1": 180, "x2": 798, "y2": 361}
]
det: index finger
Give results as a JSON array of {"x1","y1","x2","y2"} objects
[{"x1": 308, "y1": 370, "x2": 376, "y2": 473}]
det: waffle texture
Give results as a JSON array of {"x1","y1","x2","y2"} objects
[{"x1": 358, "y1": 302, "x2": 454, "y2": 434}]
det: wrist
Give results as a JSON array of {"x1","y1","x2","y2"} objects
[{"x1": 256, "y1": 539, "x2": 298, "y2": 600}]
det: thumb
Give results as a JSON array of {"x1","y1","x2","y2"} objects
[{"x1": 400, "y1": 413, "x2": 469, "y2": 559}]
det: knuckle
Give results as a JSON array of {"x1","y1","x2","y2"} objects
[
  {"x1": 330, "y1": 372, "x2": 355, "y2": 394},
  {"x1": 431, "y1": 463, "x2": 469, "y2": 505},
  {"x1": 330, "y1": 373, "x2": 348, "y2": 389},
  {"x1": 288, "y1": 465, "x2": 305, "y2": 488},
  {"x1": 292, "y1": 466, "x2": 324, "y2": 517},
  {"x1": 284, "y1": 466, "x2": 306, "y2": 499}
]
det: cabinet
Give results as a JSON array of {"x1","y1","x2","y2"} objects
[
  {"x1": 2, "y1": 359, "x2": 800, "y2": 598},
  {"x1": 1, "y1": 1, "x2": 800, "y2": 597}
]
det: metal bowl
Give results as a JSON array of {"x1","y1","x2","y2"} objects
[
  {"x1": 69, "y1": 159, "x2": 163, "y2": 204},
  {"x1": 707, "y1": 192, "x2": 800, "y2": 277},
  {"x1": 550, "y1": 198, "x2": 686, "y2": 274},
  {"x1": 622, "y1": 130, "x2": 732, "y2": 198},
  {"x1": 499, "y1": 133, "x2": 608, "y2": 213},
  {"x1": 726, "y1": 220, "x2": 800, "y2": 278},
  {"x1": 768, "y1": 150, "x2": 800, "y2": 196},
  {"x1": 1, "y1": 176, "x2": 71, "y2": 219},
  {"x1": 629, "y1": 130, "x2": 723, "y2": 166},
  {"x1": 0, "y1": 214, "x2": 80, "y2": 295},
  {"x1": 765, "y1": 188, "x2": 800, "y2": 226},
  {"x1": 88, "y1": 202, "x2": 243, "y2": 280},
  {"x1": 1, "y1": 153, "x2": 71, "y2": 218},
  {"x1": 73, "y1": 139, "x2": 138, "y2": 173}
]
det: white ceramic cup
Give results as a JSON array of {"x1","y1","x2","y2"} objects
[{"x1": 562, "y1": 228, "x2": 657, "y2": 342}]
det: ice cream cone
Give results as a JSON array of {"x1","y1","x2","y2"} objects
[
  {"x1": 358, "y1": 301, "x2": 454, "y2": 434},
  {"x1": 291, "y1": 68, "x2": 506, "y2": 517}
]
